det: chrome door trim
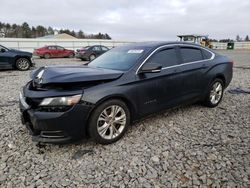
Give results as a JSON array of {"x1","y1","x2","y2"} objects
[{"x1": 136, "y1": 44, "x2": 215, "y2": 74}]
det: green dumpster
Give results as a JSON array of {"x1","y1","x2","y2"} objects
[{"x1": 227, "y1": 42, "x2": 234, "y2": 50}]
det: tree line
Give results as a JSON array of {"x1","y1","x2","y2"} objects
[
  {"x1": 210, "y1": 35, "x2": 250, "y2": 43},
  {"x1": 0, "y1": 22, "x2": 112, "y2": 39}
]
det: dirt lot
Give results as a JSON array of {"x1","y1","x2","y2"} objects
[{"x1": 0, "y1": 50, "x2": 249, "y2": 187}]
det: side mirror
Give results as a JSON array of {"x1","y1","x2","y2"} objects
[
  {"x1": 0, "y1": 48, "x2": 6, "y2": 53},
  {"x1": 139, "y1": 63, "x2": 162, "y2": 74}
]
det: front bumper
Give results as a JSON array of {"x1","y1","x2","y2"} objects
[
  {"x1": 30, "y1": 57, "x2": 36, "y2": 67},
  {"x1": 19, "y1": 92, "x2": 93, "y2": 143}
]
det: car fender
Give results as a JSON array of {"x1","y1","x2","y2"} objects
[{"x1": 83, "y1": 84, "x2": 138, "y2": 120}]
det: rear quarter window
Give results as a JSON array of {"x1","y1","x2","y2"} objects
[
  {"x1": 202, "y1": 49, "x2": 213, "y2": 59},
  {"x1": 180, "y1": 47, "x2": 203, "y2": 63}
]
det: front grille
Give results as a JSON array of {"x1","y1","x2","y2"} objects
[{"x1": 37, "y1": 106, "x2": 71, "y2": 112}]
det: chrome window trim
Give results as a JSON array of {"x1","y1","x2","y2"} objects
[{"x1": 136, "y1": 44, "x2": 215, "y2": 74}]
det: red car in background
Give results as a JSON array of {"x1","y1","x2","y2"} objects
[{"x1": 34, "y1": 45, "x2": 75, "y2": 59}]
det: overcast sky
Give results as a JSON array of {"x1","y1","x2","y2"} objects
[{"x1": 0, "y1": 0, "x2": 249, "y2": 41}]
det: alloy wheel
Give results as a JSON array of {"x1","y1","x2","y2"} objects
[
  {"x1": 209, "y1": 81, "x2": 223, "y2": 105},
  {"x1": 16, "y1": 58, "x2": 30, "y2": 70},
  {"x1": 97, "y1": 105, "x2": 126, "y2": 140},
  {"x1": 89, "y1": 55, "x2": 95, "y2": 61}
]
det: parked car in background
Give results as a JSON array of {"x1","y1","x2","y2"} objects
[
  {"x1": 19, "y1": 42, "x2": 233, "y2": 144},
  {"x1": 75, "y1": 45, "x2": 109, "y2": 61},
  {"x1": 33, "y1": 45, "x2": 75, "y2": 59},
  {"x1": 0, "y1": 45, "x2": 35, "y2": 71}
]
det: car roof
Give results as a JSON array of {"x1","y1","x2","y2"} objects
[{"x1": 122, "y1": 41, "x2": 205, "y2": 49}]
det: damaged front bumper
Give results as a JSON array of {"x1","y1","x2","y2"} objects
[{"x1": 19, "y1": 87, "x2": 93, "y2": 143}]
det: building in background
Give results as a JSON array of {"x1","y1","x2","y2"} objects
[{"x1": 37, "y1": 33, "x2": 77, "y2": 39}]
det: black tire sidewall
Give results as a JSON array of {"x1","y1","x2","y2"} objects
[
  {"x1": 88, "y1": 99, "x2": 130, "y2": 144},
  {"x1": 204, "y1": 78, "x2": 224, "y2": 107},
  {"x1": 16, "y1": 58, "x2": 30, "y2": 71},
  {"x1": 44, "y1": 53, "x2": 50, "y2": 59}
]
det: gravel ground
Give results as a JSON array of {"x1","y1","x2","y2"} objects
[{"x1": 0, "y1": 51, "x2": 249, "y2": 187}]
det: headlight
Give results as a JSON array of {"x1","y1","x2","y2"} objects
[{"x1": 39, "y1": 94, "x2": 82, "y2": 106}]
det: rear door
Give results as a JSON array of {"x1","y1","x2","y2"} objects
[
  {"x1": 177, "y1": 45, "x2": 212, "y2": 100},
  {"x1": 135, "y1": 47, "x2": 183, "y2": 116}
]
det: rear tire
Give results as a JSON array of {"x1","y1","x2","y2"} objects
[
  {"x1": 44, "y1": 53, "x2": 51, "y2": 59},
  {"x1": 88, "y1": 99, "x2": 130, "y2": 144},
  {"x1": 15, "y1": 58, "x2": 30, "y2": 71},
  {"x1": 203, "y1": 78, "x2": 224, "y2": 107}
]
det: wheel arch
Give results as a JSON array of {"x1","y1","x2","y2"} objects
[
  {"x1": 83, "y1": 95, "x2": 136, "y2": 137},
  {"x1": 86, "y1": 94, "x2": 136, "y2": 128},
  {"x1": 213, "y1": 74, "x2": 226, "y2": 87},
  {"x1": 14, "y1": 56, "x2": 31, "y2": 68},
  {"x1": 43, "y1": 52, "x2": 51, "y2": 57}
]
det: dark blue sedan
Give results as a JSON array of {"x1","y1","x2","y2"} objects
[
  {"x1": 0, "y1": 45, "x2": 35, "y2": 71},
  {"x1": 20, "y1": 42, "x2": 233, "y2": 144}
]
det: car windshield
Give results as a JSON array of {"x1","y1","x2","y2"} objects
[
  {"x1": 84, "y1": 46, "x2": 90, "y2": 50},
  {"x1": 0, "y1": 45, "x2": 9, "y2": 51},
  {"x1": 88, "y1": 46, "x2": 149, "y2": 71}
]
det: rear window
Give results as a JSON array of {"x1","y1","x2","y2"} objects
[{"x1": 180, "y1": 47, "x2": 203, "y2": 63}]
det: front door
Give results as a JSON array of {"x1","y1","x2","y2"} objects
[
  {"x1": 48, "y1": 46, "x2": 57, "y2": 57},
  {"x1": 135, "y1": 47, "x2": 183, "y2": 116},
  {"x1": 0, "y1": 46, "x2": 12, "y2": 69}
]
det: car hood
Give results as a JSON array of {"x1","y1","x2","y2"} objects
[
  {"x1": 31, "y1": 65, "x2": 124, "y2": 85},
  {"x1": 9, "y1": 49, "x2": 32, "y2": 57}
]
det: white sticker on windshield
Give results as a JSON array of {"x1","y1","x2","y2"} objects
[{"x1": 127, "y1": 49, "x2": 144, "y2": 53}]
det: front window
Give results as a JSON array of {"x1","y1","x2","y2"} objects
[
  {"x1": 88, "y1": 46, "x2": 149, "y2": 71},
  {"x1": 48, "y1": 46, "x2": 56, "y2": 50},
  {"x1": 147, "y1": 48, "x2": 178, "y2": 67}
]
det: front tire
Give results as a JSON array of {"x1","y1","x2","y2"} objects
[
  {"x1": 204, "y1": 78, "x2": 224, "y2": 107},
  {"x1": 88, "y1": 99, "x2": 130, "y2": 144},
  {"x1": 89, "y1": 54, "x2": 96, "y2": 61},
  {"x1": 44, "y1": 53, "x2": 51, "y2": 59},
  {"x1": 15, "y1": 58, "x2": 30, "y2": 71}
]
